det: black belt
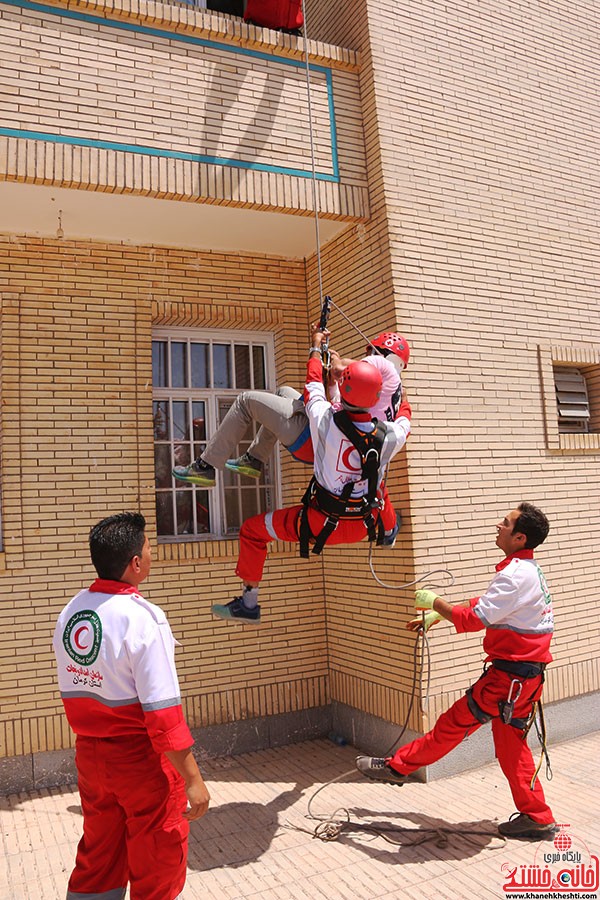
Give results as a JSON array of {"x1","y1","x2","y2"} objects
[{"x1": 492, "y1": 659, "x2": 546, "y2": 679}]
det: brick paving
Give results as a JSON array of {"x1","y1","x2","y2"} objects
[{"x1": 1, "y1": 731, "x2": 598, "y2": 900}]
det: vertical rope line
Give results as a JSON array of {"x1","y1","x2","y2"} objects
[{"x1": 301, "y1": 0, "x2": 324, "y2": 305}]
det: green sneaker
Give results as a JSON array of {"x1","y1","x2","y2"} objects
[
  {"x1": 225, "y1": 452, "x2": 263, "y2": 479},
  {"x1": 212, "y1": 596, "x2": 261, "y2": 624},
  {"x1": 172, "y1": 460, "x2": 216, "y2": 487}
]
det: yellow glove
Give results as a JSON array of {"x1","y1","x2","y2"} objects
[
  {"x1": 421, "y1": 610, "x2": 443, "y2": 631},
  {"x1": 414, "y1": 589, "x2": 440, "y2": 611},
  {"x1": 407, "y1": 610, "x2": 443, "y2": 633}
]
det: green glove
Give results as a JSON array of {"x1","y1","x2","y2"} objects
[
  {"x1": 420, "y1": 610, "x2": 443, "y2": 632},
  {"x1": 414, "y1": 589, "x2": 440, "y2": 611}
]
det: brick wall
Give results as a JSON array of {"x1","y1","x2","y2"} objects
[
  {"x1": 307, "y1": 0, "x2": 600, "y2": 729},
  {"x1": 0, "y1": 236, "x2": 331, "y2": 759}
]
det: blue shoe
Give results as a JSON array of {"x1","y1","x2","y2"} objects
[
  {"x1": 212, "y1": 596, "x2": 261, "y2": 624},
  {"x1": 225, "y1": 452, "x2": 263, "y2": 479},
  {"x1": 172, "y1": 460, "x2": 216, "y2": 487},
  {"x1": 380, "y1": 512, "x2": 402, "y2": 549},
  {"x1": 355, "y1": 756, "x2": 408, "y2": 786}
]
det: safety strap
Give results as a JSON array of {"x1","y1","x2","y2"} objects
[
  {"x1": 298, "y1": 478, "x2": 384, "y2": 558},
  {"x1": 492, "y1": 659, "x2": 546, "y2": 679},
  {"x1": 528, "y1": 698, "x2": 553, "y2": 788},
  {"x1": 466, "y1": 687, "x2": 494, "y2": 724}
]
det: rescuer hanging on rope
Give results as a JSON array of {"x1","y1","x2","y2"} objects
[
  {"x1": 172, "y1": 302, "x2": 410, "y2": 535},
  {"x1": 210, "y1": 322, "x2": 412, "y2": 624},
  {"x1": 356, "y1": 502, "x2": 558, "y2": 841}
]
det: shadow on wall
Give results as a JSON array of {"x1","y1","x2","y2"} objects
[{"x1": 200, "y1": 45, "x2": 286, "y2": 190}]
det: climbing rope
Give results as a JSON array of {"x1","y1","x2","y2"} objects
[
  {"x1": 301, "y1": 0, "x2": 325, "y2": 307},
  {"x1": 287, "y1": 624, "x2": 505, "y2": 850},
  {"x1": 295, "y1": 5, "x2": 502, "y2": 853}
]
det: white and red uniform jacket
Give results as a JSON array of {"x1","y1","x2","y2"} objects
[
  {"x1": 452, "y1": 550, "x2": 554, "y2": 663},
  {"x1": 304, "y1": 356, "x2": 411, "y2": 499},
  {"x1": 53, "y1": 579, "x2": 193, "y2": 754}
]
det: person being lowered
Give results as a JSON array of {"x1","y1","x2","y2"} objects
[
  {"x1": 210, "y1": 325, "x2": 412, "y2": 623},
  {"x1": 171, "y1": 328, "x2": 410, "y2": 485},
  {"x1": 356, "y1": 503, "x2": 557, "y2": 840}
]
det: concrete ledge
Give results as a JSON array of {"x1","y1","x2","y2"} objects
[
  {"x1": 0, "y1": 706, "x2": 332, "y2": 794},
  {"x1": 1, "y1": 692, "x2": 597, "y2": 794},
  {"x1": 191, "y1": 705, "x2": 331, "y2": 760}
]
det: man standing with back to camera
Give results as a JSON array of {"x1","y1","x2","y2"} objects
[{"x1": 53, "y1": 512, "x2": 209, "y2": 899}]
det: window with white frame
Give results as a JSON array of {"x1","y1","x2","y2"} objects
[{"x1": 152, "y1": 327, "x2": 279, "y2": 540}]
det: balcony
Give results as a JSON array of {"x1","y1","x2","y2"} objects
[{"x1": 0, "y1": 0, "x2": 367, "y2": 256}]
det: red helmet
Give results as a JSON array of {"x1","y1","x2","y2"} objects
[
  {"x1": 340, "y1": 360, "x2": 383, "y2": 410},
  {"x1": 372, "y1": 332, "x2": 410, "y2": 369}
]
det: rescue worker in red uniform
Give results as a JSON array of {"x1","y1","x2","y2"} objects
[
  {"x1": 211, "y1": 328, "x2": 412, "y2": 623},
  {"x1": 172, "y1": 329, "x2": 410, "y2": 485},
  {"x1": 357, "y1": 502, "x2": 557, "y2": 840},
  {"x1": 53, "y1": 512, "x2": 210, "y2": 900}
]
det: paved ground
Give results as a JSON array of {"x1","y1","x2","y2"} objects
[{"x1": 2, "y1": 731, "x2": 599, "y2": 900}]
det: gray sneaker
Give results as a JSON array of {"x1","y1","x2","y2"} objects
[
  {"x1": 355, "y1": 756, "x2": 408, "y2": 785},
  {"x1": 225, "y1": 452, "x2": 263, "y2": 479},
  {"x1": 172, "y1": 460, "x2": 216, "y2": 487}
]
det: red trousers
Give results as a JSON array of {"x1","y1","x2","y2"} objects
[
  {"x1": 67, "y1": 734, "x2": 189, "y2": 900},
  {"x1": 236, "y1": 491, "x2": 396, "y2": 584},
  {"x1": 389, "y1": 666, "x2": 554, "y2": 824}
]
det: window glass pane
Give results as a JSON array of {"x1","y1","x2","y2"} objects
[
  {"x1": 154, "y1": 445, "x2": 172, "y2": 489},
  {"x1": 174, "y1": 443, "x2": 191, "y2": 469},
  {"x1": 224, "y1": 488, "x2": 241, "y2": 533},
  {"x1": 153, "y1": 401, "x2": 170, "y2": 441},
  {"x1": 152, "y1": 341, "x2": 167, "y2": 387},
  {"x1": 213, "y1": 344, "x2": 231, "y2": 388},
  {"x1": 192, "y1": 402, "x2": 206, "y2": 441},
  {"x1": 156, "y1": 493, "x2": 174, "y2": 536},
  {"x1": 172, "y1": 402, "x2": 190, "y2": 442},
  {"x1": 191, "y1": 343, "x2": 209, "y2": 388},
  {"x1": 195, "y1": 491, "x2": 211, "y2": 534},
  {"x1": 176, "y1": 490, "x2": 194, "y2": 535},
  {"x1": 252, "y1": 346, "x2": 266, "y2": 389},
  {"x1": 234, "y1": 345, "x2": 251, "y2": 389},
  {"x1": 171, "y1": 342, "x2": 188, "y2": 388},
  {"x1": 241, "y1": 488, "x2": 259, "y2": 521}
]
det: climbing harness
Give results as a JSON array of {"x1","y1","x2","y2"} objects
[
  {"x1": 465, "y1": 660, "x2": 552, "y2": 787},
  {"x1": 298, "y1": 411, "x2": 387, "y2": 558}
]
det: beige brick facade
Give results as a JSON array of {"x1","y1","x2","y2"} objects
[
  {"x1": 307, "y1": 0, "x2": 600, "y2": 729},
  {"x1": 0, "y1": 0, "x2": 599, "y2": 771}
]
